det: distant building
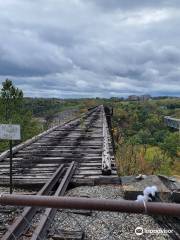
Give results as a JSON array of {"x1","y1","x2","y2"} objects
[
  {"x1": 127, "y1": 94, "x2": 151, "y2": 101},
  {"x1": 139, "y1": 95, "x2": 151, "y2": 101},
  {"x1": 128, "y1": 95, "x2": 139, "y2": 101}
]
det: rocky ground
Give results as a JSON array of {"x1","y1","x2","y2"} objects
[
  {"x1": 50, "y1": 185, "x2": 172, "y2": 240},
  {"x1": 0, "y1": 181, "x2": 178, "y2": 240},
  {"x1": 0, "y1": 187, "x2": 35, "y2": 238}
]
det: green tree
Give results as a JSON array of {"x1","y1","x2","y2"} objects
[
  {"x1": 0, "y1": 79, "x2": 42, "y2": 151},
  {"x1": 0, "y1": 79, "x2": 23, "y2": 122},
  {"x1": 145, "y1": 147, "x2": 172, "y2": 175},
  {"x1": 161, "y1": 132, "x2": 180, "y2": 157}
]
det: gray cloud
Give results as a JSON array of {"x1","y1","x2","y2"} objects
[
  {"x1": 89, "y1": 0, "x2": 180, "y2": 11},
  {"x1": 0, "y1": 0, "x2": 180, "y2": 98}
]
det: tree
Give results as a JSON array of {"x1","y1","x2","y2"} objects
[
  {"x1": 161, "y1": 132, "x2": 180, "y2": 157},
  {"x1": 0, "y1": 79, "x2": 23, "y2": 122},
  {"x1": 115, "y1": 144, "x2": 151, "y2": 175},
  {"x1": 0, "y1": 79, "x2": 42, "y2": 151},
  {"x1": 145, "y1": 146, "x2": 172, "y2": 175}
]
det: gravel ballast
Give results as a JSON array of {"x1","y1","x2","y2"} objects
[{"x1": 50, "y1": 185, "x2": 172, "y2": 240}]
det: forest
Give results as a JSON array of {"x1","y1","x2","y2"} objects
[
  {"x1": 0, "y1": 79, "x2": 179, "y2": 176},
  {"x1": 112, "y1": 99, "x2": 180, "y2": 176}
]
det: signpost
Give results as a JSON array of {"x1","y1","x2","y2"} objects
[{"x1": 0, "y1": 124, "x2": 21, "y2": 194}]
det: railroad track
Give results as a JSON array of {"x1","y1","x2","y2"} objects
[
  {"x1": 0, "y1": 105, "x2": 116, "y2": 187},
  {"x1": 1, "y1": 162, "x2": 76, "y2": 240},
  {"x1": 0, "y1": 105, "x2": 116, "y2": 239}
]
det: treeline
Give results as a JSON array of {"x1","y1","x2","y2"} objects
[
  {"x1": 23, "y1": 98, "x2": 84, "y2": 117},
  {"x1": 155, "y1": 98, "x2": 180, "y2": 110}
]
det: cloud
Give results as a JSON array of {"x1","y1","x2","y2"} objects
[
  {"x1": 0, "y1": 0, "x2": 180, "y2": 97},
  {"x1": 89, "y1": 0, "x2": 180, "y2": 11}
]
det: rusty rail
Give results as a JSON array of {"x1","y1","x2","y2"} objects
[
  {"x1": 0, "y1": 195, "x2": 180, "y2": 217},
  {"x1": 31, "y1": 161, "x2": 76, "y2": 240},
  {"x1": 1, "y1": 164, "x2": 65, "y2": 240}
]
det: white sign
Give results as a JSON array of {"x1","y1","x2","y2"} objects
[{"x1": 0, "y1": 124, "x2": 21, "y2": 140}]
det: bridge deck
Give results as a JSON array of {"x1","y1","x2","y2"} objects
[{"x1": 0, "y1": 106, "x2": 116, "y2": 187}]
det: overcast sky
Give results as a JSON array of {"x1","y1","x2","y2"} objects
[{"x1": 0, "y1": 0, "x2": 180, "y2": 98}]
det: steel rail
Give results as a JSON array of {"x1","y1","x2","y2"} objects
[
  {"x1": 31, "y1": 161, "x2": 76, "y2": 240},
  {"x1": 2, "y1": 164, "x2": 65, "y2": 240},
  {"x1": 0, "y1": 195, "x2": 180, "y2": 217}
]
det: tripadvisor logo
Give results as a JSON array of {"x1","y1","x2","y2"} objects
[
  {"x1": 135, "y1": 227, "x2": 143, "y2": 236},
  {"x1": 135, "y1": 227, "x2": 173, "y2": 235}
]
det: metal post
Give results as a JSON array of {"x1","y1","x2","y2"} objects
[{"x1": 9, "y1": 140, "x2": 13, "y2": 194}]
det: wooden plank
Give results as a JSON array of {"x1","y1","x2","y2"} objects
[
  {"x1": 19, "y1": 149, "x2": 102, "y2": 153},
  {"x1": 80, "y1": 163, "x2": 101, "y2": 166},
  {"x1": 15, "y1": 153, "x2": 102, "y2": 157},
  {"x1": 76, "y1": 170, "x2": 103, "y2": 175},
  {"x1": 0, "y1": 164, "x2": 59, "y2": 168},
  {"x1": 44, "y1": 134, "x2": 102, "y2": 138},
  {"x1": 76, "y1": 169, "x2": 117, "y2": 175},
  {"x1": 0, "y1": 176, "x2": 50, "y2": 179},
  {"x1": 78, "y1": 167, "x2": 101, "y2": 170},
  {"x1": 31, "y1": 143, "x2": 102, "y2": 147}
]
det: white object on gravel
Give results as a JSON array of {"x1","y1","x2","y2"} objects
[
  {"x1": 136, "y1": 185, "x2": 158, "y2": 202},
  {"x1": 143, "y1": 186, "x2": 158, "y2": 197}
]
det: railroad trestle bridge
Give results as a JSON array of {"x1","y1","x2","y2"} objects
[
  {"x1": 0, "y1": 105, "x2": 117, "y2": 187},
  {"x1": 164, "y1": 116, "x2": 180, "y2": 130},
  {"x1": 0, "y1": 106, "x2": 180, "y2": 240}
]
